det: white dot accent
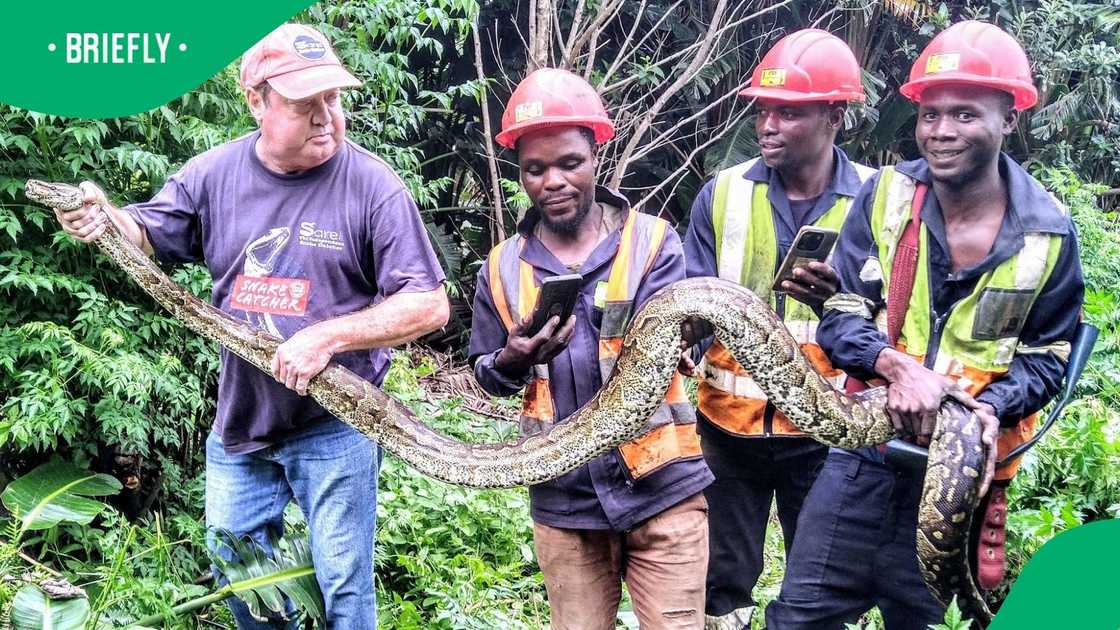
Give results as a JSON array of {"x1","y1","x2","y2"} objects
[
  {"x1": 178, "y1": 43, "x2": 187, "y2": 52},
  {"x1": 47, "y1": 43, "x2": 56, "y2": 52}
]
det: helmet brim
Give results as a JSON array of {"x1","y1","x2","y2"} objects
[
  {"x1": 738, "y1": 86, "x2": 865, "y2": 103},
  {"x1": 495, "y1": 116, "x2": 615, "y2": 149},
  {"x1": 900, "y1": 74, "x2": 1038, "y2": 111}
]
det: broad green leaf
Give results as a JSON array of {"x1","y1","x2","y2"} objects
[
  {"x1": 0, "y1": 461, "x2": 121, "y2": 534},
  {"x1": 11, "y1": 585, "x2": 90, "y2": 630},
  {"x1": 210, "y1": 529, "x2": 325, "y2": 625}
]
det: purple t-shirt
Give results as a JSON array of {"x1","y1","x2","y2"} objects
[{"x1": 124, "y1": 131, "x2": 445, "y2": 454}]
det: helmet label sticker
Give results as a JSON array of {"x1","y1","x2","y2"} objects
[
  {"x1": 759, "y1": 68, "x2": 786, "y2": 87},
  {"x1": 926, "y1": 53, "x2": 960, "y2": 74},
  {"x1": 515, "y1": 101, "x2": 543, "y2": 122}
]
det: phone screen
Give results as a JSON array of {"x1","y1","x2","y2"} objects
[
  {"x1": 772, "y1": 227, "x2": 838, "y2": 292},
  {"x1": 525, "y1": 274, "x2": 582, "y2": 337}
]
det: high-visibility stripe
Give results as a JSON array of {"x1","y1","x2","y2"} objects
[
  {"x1": 642, "y1": 219, "x2": 668, "y2": 274},
  {"x1": 518, "y1": 259, "x2": 537, "y2": 321},
  {"x1": 1017, "y1": 340, "x2": 1071, "y2": 362},
  {"x1": 824, "y1": 292, "x2": 874, "y2": 319},
  {"x1": 715, "y1": 161, "x2": 756, "y2": 284},
  {"x1": 1015, "y1": 233, "x2": 1051, "y2": 289},
  {"x1": 617, "y1": 422, "x2": 703, "y2": 479},
  {"x1": 607, "y1": 213, "x2": 638, "y2": 302},
  {"x1": 489, "y1": 209, "x2": 698, "y2": 479},
  {"x1": 488, "y1": 239, "x2": 516, "y2": 330}
]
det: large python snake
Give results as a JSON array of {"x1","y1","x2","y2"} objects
[{"x1": 24, "y1": 179, "x2": 994, "y2": 626}]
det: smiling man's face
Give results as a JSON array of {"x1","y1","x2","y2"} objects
[
  {"x1": 517, "y1": 126, "x2": 599, "y2": 237},
  {"x1": 248, "y1": 85, "x2": 346, "y2": 173},
  {"x1": 915, "y1": 83, "x2": 1016, "y2": 187}
]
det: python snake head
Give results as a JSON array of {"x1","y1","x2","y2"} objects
[{"x1": 26, "y1": 179, "x2": 84, "y2": 211}]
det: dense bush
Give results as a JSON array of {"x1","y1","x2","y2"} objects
[
  {"x1": 1004, "y1": 167, "x2": 1120, "y2": 592},
  {"x1": 375, "y1": 354, "x2": 547, "y2": 629}
]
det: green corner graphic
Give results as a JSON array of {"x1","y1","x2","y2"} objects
[
  {"x1": 0, "y1": 1, "x2": 316, "y2": 118},
  {"x1": 990, "y1": 519, "x2": 1120, "y2": 629}
]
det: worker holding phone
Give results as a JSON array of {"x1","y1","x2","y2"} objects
[
  {"x1": 468, "y1": 69, "x2": 713, "y2": 629},
  {"x1": 680, "y1": 30, "x2": 876, "y2": 629}
]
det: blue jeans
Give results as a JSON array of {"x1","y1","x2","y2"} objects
[
  {"x1": 765, "y1": 449, "x2": 944, "y2": 630},
  {"x1": 206, "y1": 419, "x2": 380, "y2": 629}
]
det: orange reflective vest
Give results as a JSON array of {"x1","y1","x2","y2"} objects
[
  {"x1": 699, "y1": 158, "x2": 875, "y2": 437},
  {"x1": 487, "y1": 210, "x2": 701, "y2": 479}
]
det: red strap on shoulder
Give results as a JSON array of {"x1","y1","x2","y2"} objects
[
  {"x1": 885, "y1": 183, "x2": 927, "y2": 347},
  {"x1": 845, "y1": 182, "x2": 927, "y2": 395}
]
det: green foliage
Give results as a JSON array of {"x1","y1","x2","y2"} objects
[
  {"x1": 1, "y1": 462, "x2": 121, "y2": 538},
  {"x1": 927, "y1": 598, "x2": 972, "y2": 630},
  {"x1": 0, "y1": 86, "x2": 235, "y2": 510},
  {"x1": 989, "y1": 0, "x2": 1120, "y2": 187},
  {"x1": 375, "y1": 353, "x2": 548, "y2": 629},
  {"x1": 0, "y1": 463, "x2": 115, "y2": 629},
  {"x1": 10, "y1": 585, "x2": 90, "y2": 630},
  {"x1": 1003, "y1": 167, "x2": 1120, "y2": 586}
]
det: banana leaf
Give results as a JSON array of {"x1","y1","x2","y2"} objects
[
  {"x1": 123, "y1": 531, "x2": 324, "y2": 628},
  {"x1": 10, "y1": 585, "x2": 90, "y2": 630},
  {"x1": 0, "y1": 462, "x2": 121, "y2": 539},
  {"x1": 209, "y1": 529, "x2": 324, "y2": 625}
]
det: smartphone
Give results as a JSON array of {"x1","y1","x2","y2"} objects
[
  {"x1": 772, "y1": 226, "x2": 839, "y2": 292},
  {"x1": 524, "y1": 274, "x2": 583, "y2": 338}
]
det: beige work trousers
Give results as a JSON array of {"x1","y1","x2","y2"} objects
[{"x1": 533, "y1": 492, "x2": 709, "y2": 629}]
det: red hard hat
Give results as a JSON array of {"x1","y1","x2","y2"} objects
[
  {"x1": 901, "y1": 20, "x2": 1038, "y2": 111},
  {"x1": 496, "y1": 68, "x2": 615, "y2": 149},
  {"x1": 739, "y1": 29, "x2": 864, "y2": 103}
]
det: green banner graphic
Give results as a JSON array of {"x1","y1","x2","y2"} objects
[
  {"x1": 0, "y1": 1, "x2": 316, "y2": 118},
  {"x1": 990, "y1": 518, "x2": 1120, "y2": 629}
]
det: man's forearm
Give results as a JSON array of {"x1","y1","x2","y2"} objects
[
  {"x1": 873, "y1": 347, "x2": 915, "y2": 382},
  {"x1": 105, "y1": 203, "x2": 154, "y2": 257},
  {"x1": 312, "y1": 286, "x2": 449, "y2": 353},
  {"x1": 817, "y1": 308, "x2": 889, "y2": 380},
  {"x1": 473, "y1": 350, "x2": 532, "y2": 397}
]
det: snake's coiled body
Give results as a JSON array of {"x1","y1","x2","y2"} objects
[{"x1": 25, "y1": 179, "x2": 992, "y2": 626}]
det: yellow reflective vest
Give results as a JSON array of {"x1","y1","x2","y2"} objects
[{"x1": 854, "y1": 166, "x2": 1069, "y2": 477}]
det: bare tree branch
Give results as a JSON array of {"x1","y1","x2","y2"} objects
[
  {"x1": 633, "y1": 107, "x2": 751, "y2": 211},
  {"x1": 528, "y1": 0, "x2": 554, "y2": 69},
  {"x1": 528, "y1": 0, "x2": 537, "y2": 63},
  {"x1": 472, "y1": 20, "x2": 506, "y2": 242},
  {"x1": 600, "y1": 0, "x2": 794, "y2": 96},
  {"x1": 628, "y1": 78, "x2": 750, "y2": 163},
  {"x1": 537, "y1": 0, "x2": 554, "y2": 67},
  {"x1": 598, "y1": 0, "x2": 652, "y2": 88},
  {"x1": 608, "y1": 0, "x2": 731, "y2": 189},
  {"x1": 561, "y1": 0, "x2": 589, "y2": 64},
  {"x1": 562, "y1": 0, "x2": 627, "y2": 68}
]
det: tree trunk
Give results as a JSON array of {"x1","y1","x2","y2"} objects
[{"x1": 528, "y1": 0, "x2": 553, "y2": 70}]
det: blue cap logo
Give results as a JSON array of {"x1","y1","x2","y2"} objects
[{"x1": 293, "y1": 35, "x2": 326, "y2": 60}]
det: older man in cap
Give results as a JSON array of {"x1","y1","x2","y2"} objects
[{"x1": 49, "y1": 23, "x2": 449, "y2": 628}]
